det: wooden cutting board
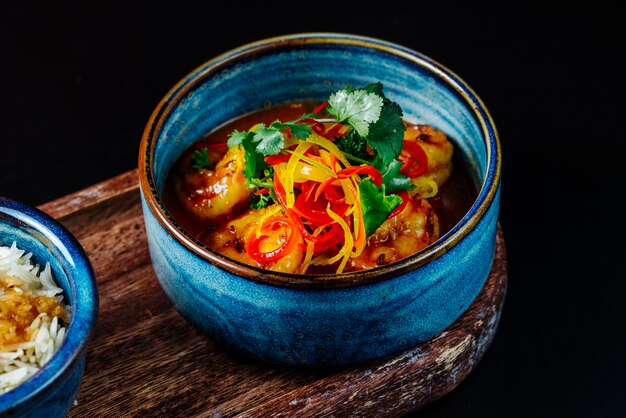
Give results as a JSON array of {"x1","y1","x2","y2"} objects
[{"x1": 38, "y1": 169, "x2": 508, "y2": 418}]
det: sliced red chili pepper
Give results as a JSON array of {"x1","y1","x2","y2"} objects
[
  {"x1": 388, "y1": 190, "x2": 409, "y2": 219},
  {"x1": 309, "y1": 222, "x2": 343, "y2": 252},
  {"x1": 301, "y1": 181, "x2": 317, "y2": 202},
  {"x1": 324, "y1": 185, "x2": 345, "y2": 205},
  {"x1": 313, "y1": 101, "x2": 329, "y2": 115},
  {"x1": 314, "y1": 176, "x2": 337, "y2": 201},
  {"x1": 311, "y1": 121, "x2": 325, "y2": 135},
  {"x1": 337, "y1": 165, "x2": 383, "y2": 186},
  {"x1": 264, "y1": 153, "x2": 290, "y2": 165},
  {"x1": 246, "y1": 217, "x2": 299, "y2": 264},
  {"x1": 399, "y1": 140, "x2": 428, "y2": 178},
  {"x1": 292, "y1": 192, "x2": 334, "y2": 225}
]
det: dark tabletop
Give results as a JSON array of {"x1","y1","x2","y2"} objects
[{"x1": 2, "y1": 6, "x2": 624, "y2": 417}]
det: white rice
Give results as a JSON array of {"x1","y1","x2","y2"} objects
[{"x1": 0, "y1": 242, "x2": 69, "y2": 394}]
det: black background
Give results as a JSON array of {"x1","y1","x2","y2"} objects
[{"x1": 2, "y1": 6, "x2": 624, "y2": 417}]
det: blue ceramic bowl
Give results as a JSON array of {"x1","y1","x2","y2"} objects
[
  {"x1": 0, "y1": 197, "x2": 98, "y2": 417},
  {"x1": 138, "y1": 33, "x2": 501, "y2": 366}
]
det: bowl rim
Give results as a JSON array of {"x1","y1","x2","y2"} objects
[
  {"x1": 0, "y1": 196, "x2": 98, "y2": 413},
  {"x1": 138, "y1": 32, "x2": 501, "y2": 289}
]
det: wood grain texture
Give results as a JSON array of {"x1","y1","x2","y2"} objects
[{"x1": 37, "y1": 171, "x2": 507, "y2": 418}]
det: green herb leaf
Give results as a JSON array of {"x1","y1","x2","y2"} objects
[
  {"x1": 227, "y1": 130, "x2": 247, "y2": 148},
  {"x1": 327, "y1": 88, "x2": 383, "y2": 137},
  {"x1": 288, "y1": 123, "x2": 312, "y2": 140},
  {"x1": 248, "y1": 169, "x2": 276, "y2": 208},
  {"x1": 373, "y1": 156, "x2": 413, "y2": 193},
  {"x1": 333, "y1": 129, "x2": 371, "y2": 161},
  {"x1": 231, "y1": 130, "x2": 268, "y2": 180},
  {"x1": 250, "y1": 192, "x2": 273, "y2": 209},
  {"x1": 191, "y1": 148, "x2": 211, "y2": 170},
  {"x1": 272, "y1": 117, "x2": 314, "y2": 140},
  {"x1": 251, "y1": 123, "x2": 285, "y2": 156},
  {"x1": 363, "y1": 83, "x2": 405, "y2": 165},
  {"x1": 359, "y1": 180, "x2": 402, "y2": 236}
]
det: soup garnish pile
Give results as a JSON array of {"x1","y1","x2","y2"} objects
[{"x1": 164, "y1": 83, "x2": 475, "y2": 274}]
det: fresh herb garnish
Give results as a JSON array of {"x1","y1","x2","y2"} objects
[
  {"x1": 333, "y1": 129, "x2": 370, "y2": 161},
  {"x1": 251, "y1": 123, "x2": 286, "y2": 156},
  {"x1": 270, "y1": 114, "x2": 317, "y2": 140},
  {"x1": 191, "y1": 147, "x2": 211, "y2": 170},
  {"x1": 228, "y1": 130, "x2": 268, "y2": 180},
  {"x1": 326, "y1": 87, "x2": 383, "y2": 137},
  {"x1": 250, "y1": 191, "x2": 273, "y2": 210},
  {"x1": 363, "y1": 83, "x2": 405, "y2": 165},
  {"x1": 358, "y1": 180, "x2": 402, "y2": 236},
  {"x1": 374, "y1": 157, "x2": 414, "y2": 194},
  {"x1": 227, "y1": 82, "x2": 413, "y2": 238}
]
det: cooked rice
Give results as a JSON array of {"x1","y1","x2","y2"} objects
[{"x1": 0, "y1": 242, "x2": 69, "y2": 394}]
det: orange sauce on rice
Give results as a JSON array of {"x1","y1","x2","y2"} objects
[{"x1": 0, "y1": 276, "x2": 67, "y2": 350}]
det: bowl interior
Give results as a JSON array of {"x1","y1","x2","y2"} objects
[{"x1": 151, "y1": 36, "x2": 487, "y2": 198}]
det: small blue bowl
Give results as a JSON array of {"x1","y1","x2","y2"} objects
[
  {"x1": 0, "y1": 197, "x2": 98, "y2": 417},
  {"x1": 138, "y1": 33, "x2": 501, "y2": 367}
]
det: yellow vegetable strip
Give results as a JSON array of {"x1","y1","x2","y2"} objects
[
  {"x1": 254, "y1": 205, "x2": 283, "y2": 237},
  {"x1": 326, "y1": 206, "x2": 354, "y2": 274},
  {"x1": 318, "y1": 149, "x2": 333, "y2": 169},
  {"x1": 304, "y1": 133, "x2": 352, "y2": 167},
  {"x1": 291, "y1": 162, "x2": 332, "y2": 183},
  {"x1": 300, "y1": 224, "x2": 327, "y2": 274},
  {"x1": 413, "y1": 177, "x2": 439, "y2": 198},
  {"x1": 284, "y1": 150, "x2": 336, "y2": 178},
  {"x1": 349, "y1": 179, "x2": 367, "y2": 257},
  {"x1": 283, "y1": 137, "x2": 301, "y2": 148},
  {"x1": 284, "y1": 142, "x2": 313, "y2": 208},
  {"x1": 339, "y1": 178, "x2": 356, "y2": 205},
  {"x1": 300, "y1": 239, "x2": 316, "y2": 274}
]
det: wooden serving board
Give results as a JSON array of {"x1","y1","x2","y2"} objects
[{"x1": 38, "y1": 169, "x2": 508, "y2": 418}]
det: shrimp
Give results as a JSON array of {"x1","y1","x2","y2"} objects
[
  {"x1": 346, "y1": 195, "x2": 439, "y2": 271},
  {"x1": 174, "y1": 146, "x2": 253, "y2": 219},
  {"x1": 206, "y1": 205, "x2": 305, "y2": 274},
  {"x1": 403, "y1": 124, "x2": 454, "y2": 191}
]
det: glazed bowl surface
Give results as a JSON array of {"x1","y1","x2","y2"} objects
[
  {"x1": 0, "y1": 197, "x2": 98, "y2": 417},
  {"x1": 138, "y1": 32, "x2": 501, "y2": 366}
]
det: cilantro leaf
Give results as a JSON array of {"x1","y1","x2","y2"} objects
[
  {"x1": 250, "y1": 191, "x2": 273, "y2": 209},
  {"x1": 373, "y1": 156, "x2": 413, "y2": 193},
  {"x1": 327, "y1": 88, "x2": 383, "y2": 137},
  {"x1": 229, "y1": 130, "x2": 268, "y2": 180},
  {"x1": 252, "y1": 123, "x2": 285, "y2": 156},
  {"x1": 363, "y1": 84, "x2": 405, "y2": 165},
  {"x1": 191, "y1": 147, "x2": 211, "y2": 170},
  {"x1": 227, "y1": 130, "x2": 247, "y2": 148},
  {"x1": 359, "y1": 180, "x2": 402, "y2": 236},
  {"x1": 248, "y1": 169, "x2": 276, "y2": 208},
  {"x1": 272, "y1": 117, "x2": 314, "y2": 140},
  {"x1": 333, "y1": 129, "x2": 371, "y2": 161}
]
